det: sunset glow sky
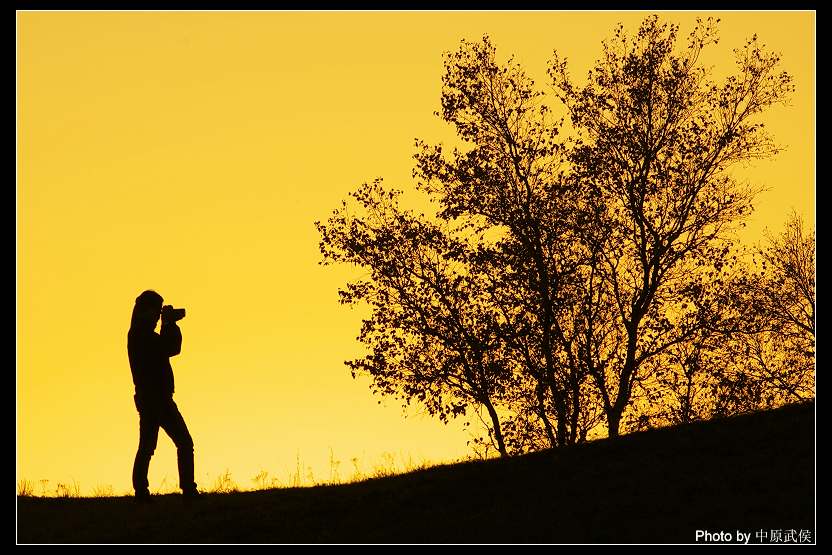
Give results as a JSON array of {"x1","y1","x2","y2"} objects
[{"x1": 17, "y1": 10, "x2": 814, "y2": 495}]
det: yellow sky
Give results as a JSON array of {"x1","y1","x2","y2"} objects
[{"x1": 17, "y1": 11, "x2": 814, "y2": 495}]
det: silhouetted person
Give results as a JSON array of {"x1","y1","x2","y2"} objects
[{"x1": 128, "y1": 290, "x2": 198, "y2": 502}]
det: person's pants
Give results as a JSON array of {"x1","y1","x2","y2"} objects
[{"x1": 132, "y1": 395, "x2": 196, "y2": 495}]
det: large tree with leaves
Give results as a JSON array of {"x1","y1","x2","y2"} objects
[
  {"x1": 548, "y1": 15, "x2": 795, "y2": 436},
  {"x1": 319, "y1": 35, "x2": 599, "y2": 453},
  {"x1": 318, "y1": 15, "x2": 798, "y2": 454},
  {"x1": 316, "y1": 180, "x2": 518, "y2": 456},
  {"x1": 413, "y1": 36, "x2": 606, "y2": 448}
]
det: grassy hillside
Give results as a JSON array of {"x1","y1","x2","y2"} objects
[{"x1": 17, "y1": 401, "x2": 815, "y2": 544}]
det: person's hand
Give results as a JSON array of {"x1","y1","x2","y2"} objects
[
  {"x1": 161, "y1": 305, "x2": 174, "y2": 322},
  {"x1": 161, "y1": 305, "x2": 186, "y2": 323}
]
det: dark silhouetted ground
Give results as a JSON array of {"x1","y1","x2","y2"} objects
[{"x1": 17, "y1": 401, "x2": 815, "y2": 544}]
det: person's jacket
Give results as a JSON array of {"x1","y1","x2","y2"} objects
[{"x1": 128, "y1": 321, "x2": 182, "y2": 401}]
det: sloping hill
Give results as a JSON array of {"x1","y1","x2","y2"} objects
[{"x1": 17, "y1": 401, "x2": 815, "y2": 544}]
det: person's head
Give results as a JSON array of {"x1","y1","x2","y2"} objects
[{"x1": 131, "y1": 290, "x2": 164, "y2": 330}]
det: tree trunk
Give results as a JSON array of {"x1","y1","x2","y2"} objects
[
  {"x1": 607, "y1": 408, "x2": 622, "y2": 438},
  {"x1": 607, "y1": 321, "x2": 639, "y2": 438},
  {"x1": 549, "y1": 382, "x2": 568, "y2": 447},
  {"x1": 483, "y1": 398, "x2": 509, "y2": 458},
  {"x1": 569, "y1": 375, "x2": 581, "y2": 445},
  {"x1": 556, "y1": 408, "x2": 568, "y2": 447},
  {"x1": 536, "y1": 386, "x2": 558, "y2": 448}
]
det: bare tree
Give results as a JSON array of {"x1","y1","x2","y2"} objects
[
  {"x1": 718, "y1": 212, "x2": 815, "y2": 410},
  {"x1": 655, "y1": 211, "x2": 814, "y2": 421},
  {"x1": 758, "y1": 211, "x2": 815, "y2": 347}
]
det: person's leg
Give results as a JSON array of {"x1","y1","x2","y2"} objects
[
  {"x1": 160, "y1": 399, "x2": 197, "y2": 494},
  {"x1": 133, "y1": 398, "x2": 161, "y2": 499}
]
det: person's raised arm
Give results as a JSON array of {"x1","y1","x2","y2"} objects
[{"x1": 160, "y1": 319, "x2": 182, "y2": 357}]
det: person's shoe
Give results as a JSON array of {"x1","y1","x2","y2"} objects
[
  {"x1": 134, "y1": 492, "x2": 153, "y2": 505},
  {"x1": 182, "y1": 488, "x2": 201, "y2": 502}
]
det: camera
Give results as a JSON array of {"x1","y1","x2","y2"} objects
[{"x1": 162, "y1": 305, "x2": 186, "y2": 322}]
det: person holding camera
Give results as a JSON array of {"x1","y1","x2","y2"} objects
[{"x1": 128, "y1": 289, "x2": 198, "y2": 502}]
